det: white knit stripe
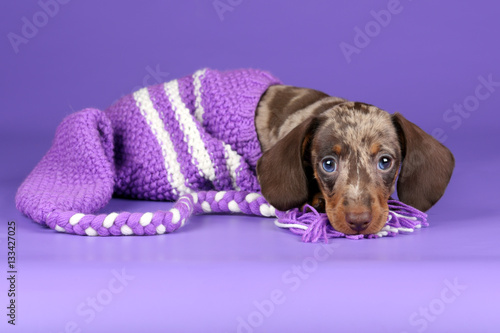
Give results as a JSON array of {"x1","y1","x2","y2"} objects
[
  {"x1": 245, "y1": 193, "x2": 262, "y2": 203},
  {"x1": 376, "y1": 230, "x2": 389, "y2": 237},
  {"x1": 274, "y1": 220, "x2": 308, "y2": 230},
  {"x1": 193, "y1": 68, "x2": 207, "y2": 123},
  {"x1": 139, "y1": 212, "x2": 153, "y2": 227},
  {"x1": 190, "y1": 193, "x2": 199, "y2": 204},
  {"x1": 85, "y1": 227, "x2": 98, "y2": 236},
  {"x1": 223, "y1": 144, "x2": 242, "y2": 191},
  {"x1": 193, "y1": 68, "x2": 242, "y2": 191},
  {"x1": 215, "y1": 191, "x2": 226, "y2": 202},
  {"x1": 163, "y1": 80, "x2": 216, "y2": 183},
  {"x1": 228, "y1": 200, "x2": 241, "y2": 213},
  {"x1": 121, "y1": 225, "x2": 133, "y2": 235},
  {"x1": 259, "y1": 205, "x2": 276, "y2": 217},
  {"x1": 156, "y1": 224, "x2": 166, "y2": 234},
  {"x1": 170, "y1": 208, "x2": 181, "y2": 224},
  {"x1": 201, "y1": 202, "x2": 212, "y2": 213},
  {"x1": 393, "y1": 212, "x2": 418, "y2": 221},
  {"x1": 133, "y1": 87, "x2": 191, "y2": 196},
  {"x1": 103, "y1": 212, "x2": 119, "y2": 228},
  {"x1": 381, "y1": 225, "x2": 399, "y2": 233},
  {"x1": 69, "y1": 213, "x2": 85, "y2": 226},
  {"x1": 55, "y1": 225, "x2": 66, "y2": 232}
]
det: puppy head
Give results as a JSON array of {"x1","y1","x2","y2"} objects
[
  {"x1": 309, "y1": 103, "x2": 402, "y2": 235},
  {"x1": 257, "y1": 102, "x2": 455, "y2": 235}
]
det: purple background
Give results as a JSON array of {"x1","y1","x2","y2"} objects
[{"x1": 1, "y1": 1, "x2": 499, "y2": 332}]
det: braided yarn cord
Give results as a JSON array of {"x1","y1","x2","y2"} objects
[
  {"x1": 44, "y1": 190, "x2": 427, "y2": 243},
  {"x1": 15, "y1": 68, "x2": 428, "y2": 242},
  {"x1": 16, "y1": 68, "x2": 280, "y2": 225}
]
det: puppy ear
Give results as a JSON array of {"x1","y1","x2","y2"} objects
[
  {"x1": 392, "y1": 112, "x2": 455, "y2": 211},
  {"x1": 257, "y1": 118, "x2": 317, "y2": 211}
]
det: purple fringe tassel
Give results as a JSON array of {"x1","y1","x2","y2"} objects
[{"x1": 275, "y1": 200, "x2": 428, "y2": 243}]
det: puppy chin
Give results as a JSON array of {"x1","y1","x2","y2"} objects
[
  {"x1": 325, "y1": 208, "x2": 355, "y2": 235},
  {"x1": 326, "y1": 210, "x2": 388, "y2": 236}
]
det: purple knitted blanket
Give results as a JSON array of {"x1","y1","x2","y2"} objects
[{"x1": 15, "y1": 68, "x2": 428, "y2": 242}]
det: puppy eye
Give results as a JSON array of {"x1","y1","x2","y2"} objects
[
  {"x1": 377, "y1": 155, "x2": 393, "y2": 171},
  {"x1": 321, "y1": 157, "x2": 337, "y2": 173}
]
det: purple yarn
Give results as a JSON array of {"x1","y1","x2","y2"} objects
[
  {"x1": 15, "y1": 67, "x2": 427, "y2": 242},
  {"x1": 16, "y1": 69, "x2": 280, "y2": 225},
  {"x1": 275, "y1": 199, "x2": 428, "y2": 243},
  {"x1": 37, "y1": 189, "x2": 427, "y2": 242}
]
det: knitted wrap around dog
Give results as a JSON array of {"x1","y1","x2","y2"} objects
[{"x1": 15, "y1": 68, "x2": 428, "y2": 242}]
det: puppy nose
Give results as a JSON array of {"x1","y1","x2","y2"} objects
[{"x1": 346, "y1": 212, "x2": 371, "y2": 232}]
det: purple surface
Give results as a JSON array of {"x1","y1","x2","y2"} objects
[{"x1": 1, "y1": 1, "x2": 499, "y2": 332}]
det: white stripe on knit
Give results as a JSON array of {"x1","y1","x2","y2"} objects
[
  {"x1": 156, "y1": 224, "x2": 166, "y2": 234},
  {"x1": 121, "y1": 225, "x2": 133, "y2": 235},
  {"x1": 223, "y1": 144, "x2": 242, "y2": 191},
  {"x1": 193, "y1": 68, "x2": 207, "y2": 123},
  {"x1": 139, "y1": 212, "x2": 153, "y2": 227},
  {"x1": 193, "y1": 69, "x2": 242, "y2": 191},
  {"x1": 55, "y1": 225, "x2": 66, "y2": 232},
  {"x1": 259, "y1": 205, "x2": 276, "y2": 217},
  {"x1": 393, "y1": 212, "x2": 418, "y2": 221},
  {"x1": 170, "y1": 208, "x2": 181, "y2": 224},
  {"x1": 69, "y1": 213, "x2": 85, "y2": 226},
  {"x1": 133, "y1": 87, "x2": 191, "y2": 196},
  {"x1": 103, "y1": 212, "x2": 119, "y2": 228},
  {"x1": 163, "y1": 79, "x2": 216, "y2": 183},
  {"x1": 85, "y1": 227, "x2": 98, "y2": 236},
  {"x1": 274, "y1": 220, "x2": 308, "y2": 230}
]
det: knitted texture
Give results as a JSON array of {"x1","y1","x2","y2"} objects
[
  {"x1": 39, "y1": 190, "x2": 427, "y2": 243},
  {"x1": 15, "y1": 68, "x2": 429, "y2": 242},
  {"x1": 16, "y1": 68, "x2": 280, "y2": 225}
]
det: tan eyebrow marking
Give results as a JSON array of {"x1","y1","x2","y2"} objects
[
  {"x1": 370, "y1": 143, "x2": 381, "y2": 156},
  {"x1": 332, "y1": 144, "x2": 342, "y2": 155}
]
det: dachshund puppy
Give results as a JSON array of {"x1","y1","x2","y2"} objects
[{"x1": 255, "y1": 85, "x2": 455, "y2": 235}]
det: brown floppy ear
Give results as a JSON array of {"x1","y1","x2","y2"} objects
[
  {"x1": 392, "y1": 112, "x2": 455, "y2": 212},
  {"x1": 257, "y1": 118, "x2": 317, "y2": 211}
]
